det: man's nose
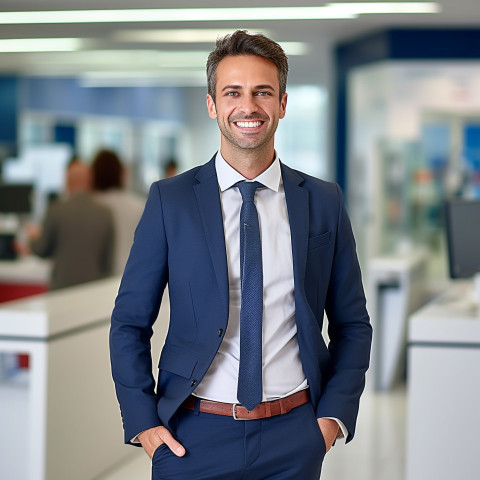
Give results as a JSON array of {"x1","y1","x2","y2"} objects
[{"x1": 239, "y1": 95, "x2": 259, "y2": 114}]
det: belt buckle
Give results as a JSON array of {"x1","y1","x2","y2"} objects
[{"x1": 232, "y1": 403, "x2": 253, "y2": 421}]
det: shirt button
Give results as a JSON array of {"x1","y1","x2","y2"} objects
[
  {"x1": 191, "y1": 379, "x2": 197, "y2": 387},
  {"x1": 218, "y1": 328, "x2": 224, "y2": 337}
]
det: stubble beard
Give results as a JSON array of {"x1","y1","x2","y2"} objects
[{"x1": 217, "y1": 116, "x2": 277, "y2": 154}]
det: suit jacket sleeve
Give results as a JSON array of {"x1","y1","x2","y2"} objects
[
  {"x1": 100, "y1": 209, "x2": 115, "y2": 277},
  {"x1": 109, "y1": 182, "x2": 168, "y2": 444},
  {"x1": 30, "y1": 205, "x2": 58, "y2": 258},
  {"x1": 315, "y1": 184, "x2": 372, "y2": 442}
]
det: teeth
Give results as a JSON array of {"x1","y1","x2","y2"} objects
[{"x1": 236, "y1": 121, "x2": 262, "y2": 128}]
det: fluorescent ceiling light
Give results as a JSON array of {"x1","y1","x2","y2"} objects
[
  {"x1": 112, "y1": 29, "x2": 270, "y2": 43},
  {"x1": 0, "y1": 50, "x2": 212, "y2": 68},
  {"x1": 80, "y1": 70, "x2": 207, "y2": 87},
  {"x1": 329, "y1": 2, "x2": 440, "y2": 14},
  {"x1": 0, "y1": 38, "x2": 307, "y2": 56},
  {"x1": 72, "y1": 50, "x2": 211, "y2": 67},
  {"x1": 0, "y1": 4, "x2": 440, "y2": 24},
  {"x1": 0, "y1": 8, "x2": 352, "y2": 23},
  {"x1": 111, "y1": 30, "x2": 308, "y2": 55},
  {"x1": 83, "y1": 70, "x2": 205, "y2": 79},
  {"x1": 0, "y1": 38, "x2": 81, "y2": 52}
]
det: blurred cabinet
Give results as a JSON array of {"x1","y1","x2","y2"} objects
[
  {"x1": 406, "y1": 282, "x2": 480, "y2": 480},
  {"x1": 368, "y1": 250, "x2": 428, "y2": 391},
  {"x1": 0, "y1": 277, "x2": 169, "y2": 480}
]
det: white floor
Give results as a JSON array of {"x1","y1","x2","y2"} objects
[{"x1": 95, "y1": 385, "x2": 407, "y2": 480}]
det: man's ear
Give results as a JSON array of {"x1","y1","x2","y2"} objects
[
  {"x1": 279, "y1": 92, "x2": 288, "y2": 120},
  {"x1": 206, "y1": 94, "x2": 217, "y2": 119}
]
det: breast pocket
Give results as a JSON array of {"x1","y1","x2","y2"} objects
[{"x1": 308, "y1": 231, "x2": 332, "y2": 251}]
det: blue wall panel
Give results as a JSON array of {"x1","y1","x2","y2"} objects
[
  {"x1": 19, "y1": 77, "x2": 186, "y2": 123},
  {"x1": 0, "y1": 76, "x2": 18, "y2": 154}
]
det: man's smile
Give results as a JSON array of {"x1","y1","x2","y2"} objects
[{"x1": 234, "y1": 121, "x2": 264, "y2": 128}]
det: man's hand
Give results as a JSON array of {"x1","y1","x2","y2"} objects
[
  {"x1": 24, "y1": 223, "x2": 41, "y2": 241},
  {"x1": 138, "y1": 426, "x2": 186, "y2": 459},
  {"x1": 317, "y1": 418, "x2": 339, "y2": 453}
]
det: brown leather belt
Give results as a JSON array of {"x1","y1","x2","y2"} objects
[{"x1": 181, "y1": 389, "x2": 310, "y2": 420}]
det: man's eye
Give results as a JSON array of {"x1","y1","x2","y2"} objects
[
  {"x1": 256, "y1": 91, "x2": 270, "y2": 96},
  {"x1": 227, "y1": 91, "x2": 239, "y2": 96}
]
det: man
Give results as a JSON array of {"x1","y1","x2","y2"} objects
[
  {"x1": 28, "y1": 161, "x2": 114, "y2": 290},
  {"x1": 110, "y1": 30, "x2": 372, "y2": 479}
]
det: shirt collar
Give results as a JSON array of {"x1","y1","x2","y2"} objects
[{"x1": 215, "y1": 150, "x2": 281, "y2": 193}]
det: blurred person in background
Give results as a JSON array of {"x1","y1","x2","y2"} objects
[
  {"x1": 45, "y1": 154, "x2": 83, "y2": 209},
  {"x1": 26, "y1": 161, "x2": 114, "y2": 290},
  {"x1": 91, "y1": 149, "x2": 145, "y2": 275},
  {"x1": 163, "y1": 158, "x2": 178, "y2": 178}
]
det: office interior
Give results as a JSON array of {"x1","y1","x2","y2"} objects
[{"x1": 1, "y1": 2, "x2": 480, "y2": 479}]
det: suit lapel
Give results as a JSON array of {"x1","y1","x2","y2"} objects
[
  {"x1": 281, "y1": 163, "x2": 309, "y2": 294},
  {"x1": 193, "y1": 157, "x2": 229, "y2": 319},
  {"x1": 191, "y1": 160, "x2": 308, "y2": 321}
]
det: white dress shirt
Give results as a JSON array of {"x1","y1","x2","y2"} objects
[
  {"x1": 134, "y1": 152, "x2": 347, "y2": 444},
  {"x1": 194, "y1": 152, "x2": 308, "y2": 402}
]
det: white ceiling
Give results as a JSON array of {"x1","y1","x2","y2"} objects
[{"x1": 0, "y1": 1, "x2": 479, "y2": 86}]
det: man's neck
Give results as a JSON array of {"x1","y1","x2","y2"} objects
[{"x1": 220, "y1": 144, "x2": 275, "y2": 180}]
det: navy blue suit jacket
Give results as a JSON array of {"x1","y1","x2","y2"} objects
[{"x1": 110, "y1": 156, "x2": 372, "y2": 445}]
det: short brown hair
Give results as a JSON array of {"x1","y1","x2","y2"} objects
[
  {"x1": 91, "y1": 149, "x2": 123, "y2": 191},
  {"x1": 206, "y1": 30, "x2": 288, "y2": 102}
]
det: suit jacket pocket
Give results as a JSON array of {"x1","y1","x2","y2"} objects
[
  {"x1": 158, "y1": 343, "x2": 197, "y2": 379},
  {"x1": 308, "y1": 231, "x2": 332, "y2": 251}
]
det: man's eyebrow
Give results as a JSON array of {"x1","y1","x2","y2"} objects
[
  {"x1": 255, "y1": 85, "x2": 275, "y2": 91},
  {"x1": 221, "y1": 85, "x2": 242, "y2": 92},
  {"x1": 221, "y1": 84, "x2": 276, "y2": 92}
]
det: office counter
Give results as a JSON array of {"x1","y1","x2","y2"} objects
[
  {"x1": 406, "y1": 281, "x2": 480, "y2": 480},
  {"x1": 0, "y1": 277, "x2": 169, "y2": 480},
  {"x1": 368, "y1": 250, "x2": 428, "y2": 391},
  {"x1": 0, "y1": 256, "x2": 50, "y2": 302}
]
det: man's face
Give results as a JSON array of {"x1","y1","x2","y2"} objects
[{"x1": 207, "y1": 55, "x2": 287, "y2": 155}]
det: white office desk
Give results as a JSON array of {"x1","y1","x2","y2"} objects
[
  {"x1": 368, "y1": 250, "x2": 428, "y2": 390},
  {"x1": 406, "y1": 281, "x2": 480, "y2": 480},
  {"x1": 0, "y1": 277, "x2": 169, "y2": 480},
  {"x1": 0, "y1": 256, "x2": 51, "y2": 302},
  {"x1": 0, "y1": 256, "x2": 50, "y2": 285}
]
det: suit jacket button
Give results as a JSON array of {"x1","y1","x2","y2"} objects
[
  {"x1": 191, "y1": 379, "x2": 197, "y2": 387},
  {"x1": 218, "y1": 329, "x2": 224, "y2": 337}
]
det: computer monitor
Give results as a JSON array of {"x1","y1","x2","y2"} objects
[
  {"x1": 445, "y1": 199, "x2": 480, "y2": 278},
  {"x1": 445, "y1": 198, "x2": 480, "y2": 312},
  {"x1": 0, "y1": 183, "x2": 34, "y2": 214},
  {"x1": 0, "y1": 233, "x2": 16, "y2": 260}
]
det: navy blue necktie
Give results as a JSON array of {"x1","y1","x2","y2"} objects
[{"x1": 236, "y1": 180, "x2": 263, "y2": 411}]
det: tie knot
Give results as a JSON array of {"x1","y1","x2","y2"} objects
[{"x1": 236, "y1": 181, "x2": 263, "y2": 203}]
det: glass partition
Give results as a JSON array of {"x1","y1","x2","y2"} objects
[{"x1": 348, "y1": 61, "x2": 480, "y2": 280}]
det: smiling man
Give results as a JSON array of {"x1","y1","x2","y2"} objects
[
  {"x1": 110, "y1": 30, "x2": 372, "y2": 480},
  {"x1": 206, "y1": 54, "x2": 287, "y2": 168}
]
